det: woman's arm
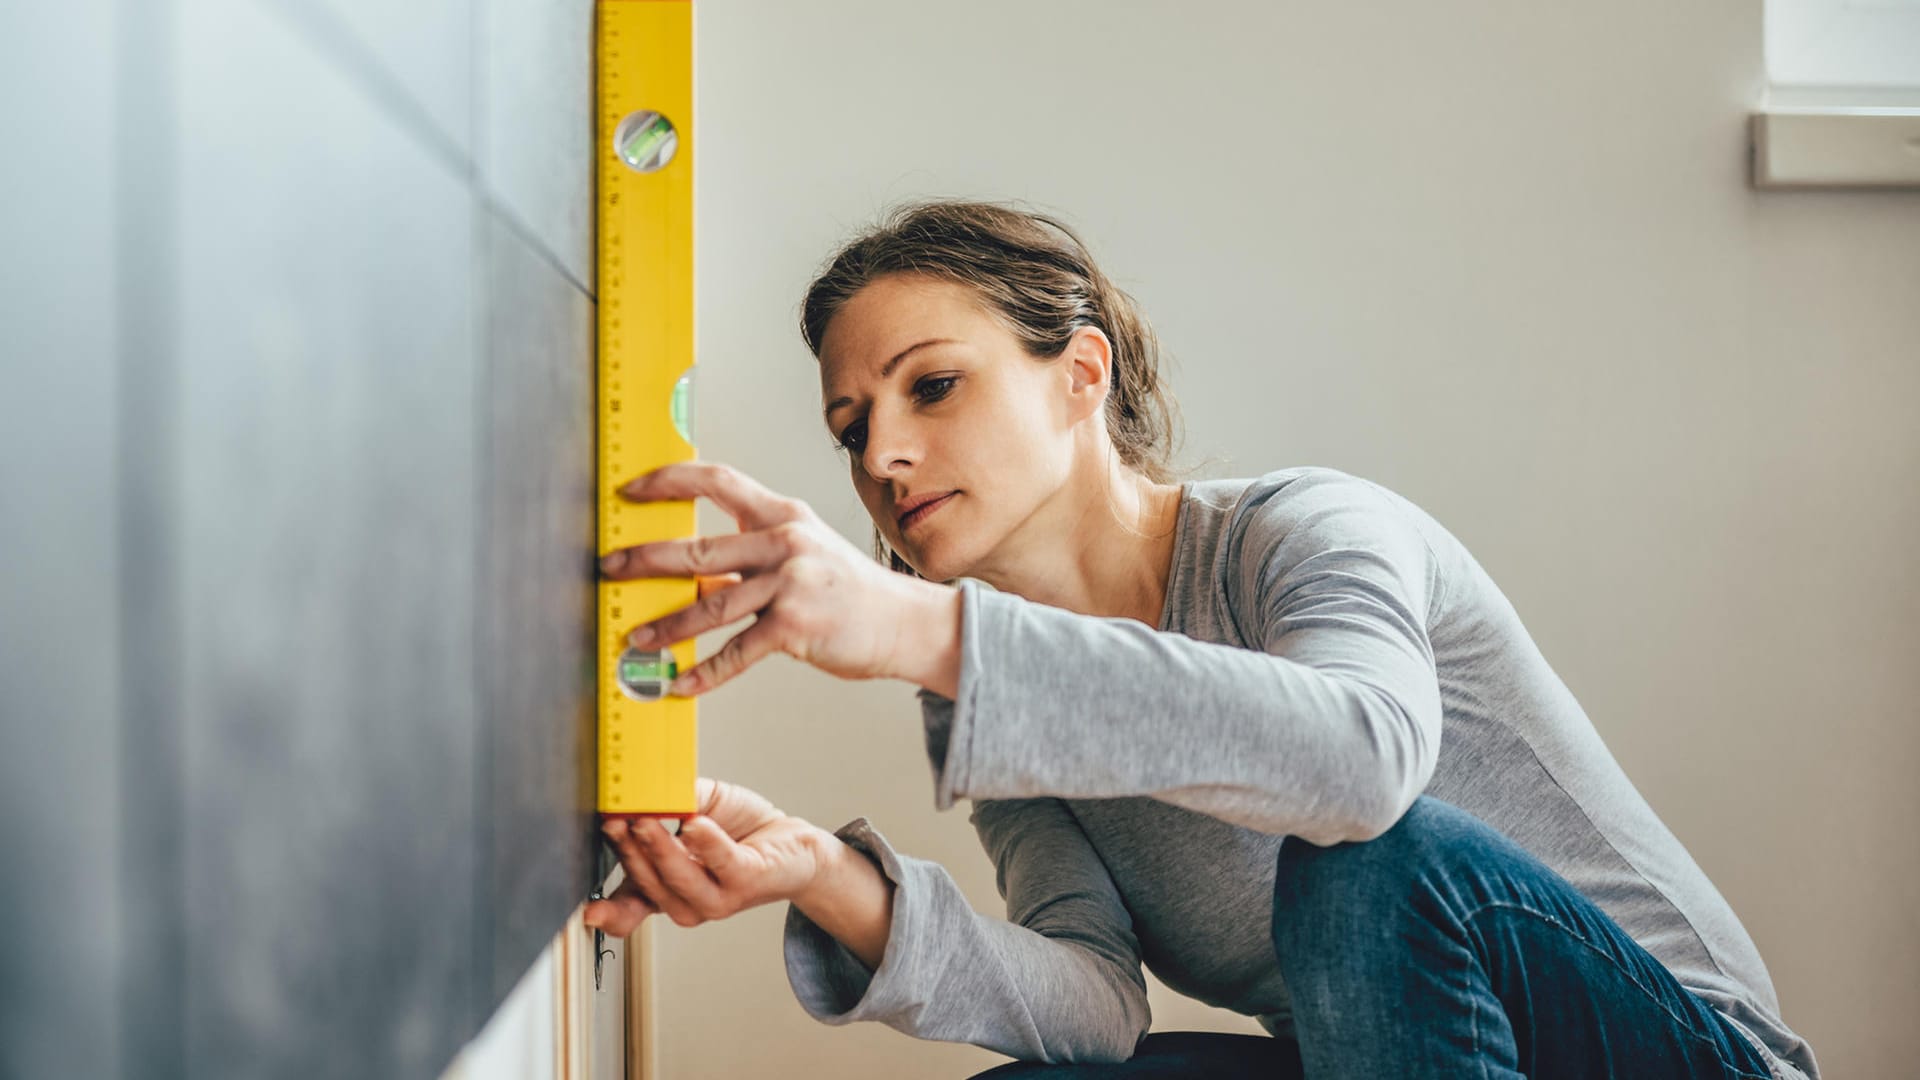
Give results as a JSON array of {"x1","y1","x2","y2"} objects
[
  {"x1": 915, "y1": 469, "x2": 1447, "y2": 845},
  {"x1": 593, "y1": 780, "x2": 1139, "y2": 1061},
  {"x1": 889, "y1": 579, "x2": 962, "y2": 700},
  {"x1": 782, "y1": 806, "x2": 1151, "y2": 1064},
  {"x1": 790, "y1": 825, "x2": 897, "y2": 970}
]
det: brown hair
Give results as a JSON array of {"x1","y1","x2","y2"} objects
[{"x1": 799, "y1": 198, "x2": 1193, "y2": 576}]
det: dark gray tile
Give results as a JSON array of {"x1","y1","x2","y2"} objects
[
  {"x1": 478, "y1": 0, "x2": 594, "y2": 288},
  {"x1": 173, "y1": 0, "x2": 479, "y2": 1075},
  {"x1": 0, "y1": 5, "x2": 127, "y2": 1078},
  {"x1": 476, "y1": 206, "x2": 598, "y2": 1010}
]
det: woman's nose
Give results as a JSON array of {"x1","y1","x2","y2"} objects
[{"x1": 860, "y1": 413, "x2": 916, "y2": 479}]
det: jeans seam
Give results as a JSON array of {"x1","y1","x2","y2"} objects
[
  {"x1": 1502, "y1": 742, "x2": 1733, "y2": 987},
  {"x1": 1456, "y1": 900, "x2": 1773, "y2": 1080},
  {"x1": 1721, "y1": 1012, "x2": 1789, "y2": 1080},
  {"x1": 1473, "y1": 946, "x2": 1497, "y2": 1080}
]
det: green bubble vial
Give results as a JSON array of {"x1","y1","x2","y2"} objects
[
  {"x1": 614, "y1": 110, "x2": 678, "y2": 174},
  {"x1": 616, "y1": 647, "x2": 677, "y2": 703},
  {"x1": 671, "y1": 371, "x2": 694, "y2": 444}
]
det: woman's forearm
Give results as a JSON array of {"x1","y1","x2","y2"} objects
[{"x1": 792, "y1": 826, "x2": 897, "y2": 971}]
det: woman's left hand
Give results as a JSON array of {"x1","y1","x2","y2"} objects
[
  {"x1": 584, "y1": 776, "x2": 828, "y2": 935},
  {"x1": 600, "y1": 460, "x2": 958, "y2": 698}
]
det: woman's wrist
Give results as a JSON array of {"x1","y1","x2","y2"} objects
[
  {"x1": 889, "y1": 578, "x2": 961, "y2": 699},
  {"x1": 791, "y1": 823, "x2": 896, "y2": 971}
]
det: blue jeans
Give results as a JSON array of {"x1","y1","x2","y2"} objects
[{"x1": 968, "y1": 796, "x2": 1777, "y2": 1079}]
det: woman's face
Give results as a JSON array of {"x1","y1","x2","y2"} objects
[{"x1": 817, "y1": 273, "x2": 1105, "y2": 582}]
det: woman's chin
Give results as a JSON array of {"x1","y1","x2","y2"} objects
[
  {"x1": 893, "y1": 534, "x2": 949, "y2": 581},
  {"x1": 911, "y1": 542, "x2": 984, "y2": 586},
  {"x1": 894, "y1": 542, "x2": 934, "y2": 578},
  {"x1": 892, "y1": 509, "x2": 987, "y2": 581}
]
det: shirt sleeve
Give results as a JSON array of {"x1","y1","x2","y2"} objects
[
  {"x1": 781, "y1": 802, "x2": 1152, "y2": 1064},
  {"x1": 916, "y1": 469, "x2": 1446, "y2": 845}
]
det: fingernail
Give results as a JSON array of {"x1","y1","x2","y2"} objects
[
  {"x1": 669, "y1": 674, "x2": 696, "y2": 696},
  {"x1": 628, "y1": 624, "x2": 654, "y2": 647},
  {"x1": 600, "y1": 550, "x2": 627, "y2": 573}
]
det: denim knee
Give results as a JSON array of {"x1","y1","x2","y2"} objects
[{"x1": 1269, "y1": 795, "x2": 1474, "y2": 961}]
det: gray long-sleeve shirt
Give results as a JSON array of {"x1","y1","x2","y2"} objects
[{"x1": 781, "y1": 465, "x2": 1820, "y2": 1079}]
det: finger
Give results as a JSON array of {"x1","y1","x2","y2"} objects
[
  {"x1": 676, "y1": 815, "x2": 739, "y2": 879},
  {"x1": 602, "y1": 817, "x2": 651, "y2": 881},
  {"x1": 696, "y1": 572, "x2": 744, "y2": 600},
  {"x1": 691, "y1": 776, "x2": 735, "y2": 826},
  {"x1": 601, "y1": 526, "x2": 797, "y2": 583},
  {"x1": 627, "y1": 569, "x2": 781, "y2": 650},
  {"x1": 692, "y1": 777, "x2": 781, "y2": 838},
  {"x1": 606, "y1": 818, "x2": 705, "y2": 927},
  {"x1": 617, "y1": 462, "x2": 808, "y2": 532},
  {"x1": 584, "y1": 880, "x2": 657, "y2": 937},
  {"x1": 670, "y1": 616, "x2": 782, "y2": 698},
  {"x1": 636, "y1": 818, "x2": 730, "y2": 916}
]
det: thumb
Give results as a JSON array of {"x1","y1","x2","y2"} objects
[
  {"x1": 677, "y1": 815, "x2": 738, "y2": 877},
  {"x1": 696, "y1": 777, "x2": 779, "y2": 837}
]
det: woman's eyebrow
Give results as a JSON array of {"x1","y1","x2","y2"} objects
[{"x1": 822, "y1": 338, "x2": 959, "y2": 423}]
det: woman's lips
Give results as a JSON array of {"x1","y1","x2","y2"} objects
[{"x1": 899, "y1": 491, "x2": 957, "y2": 533}]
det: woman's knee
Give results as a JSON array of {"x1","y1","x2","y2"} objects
[
  {"x1": 1275, "y1": 796, "x2": 1468, "y2": 886},
  {"x1": 1270, "y1": 796, "x2": 1481, "y2": 953}
]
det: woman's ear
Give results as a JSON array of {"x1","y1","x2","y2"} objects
[{"x1": 1061, "y1": 326, "x2": 1114, "y2": 423}]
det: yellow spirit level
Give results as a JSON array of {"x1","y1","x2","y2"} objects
[{"x1": 596, "y1": 0, "x2": 696, "y2": 817}]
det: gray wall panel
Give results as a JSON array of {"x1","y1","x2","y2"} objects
[
  {"x1": 3, "y1": 0, "x2": 602, "y2": 1072},
  {"x1": 279, "y1": 0, "x2": 476, "y2": 161},
  {"x1": 0, "y1": 4, "x2": 125, "y2": 1078},
  {"x1": 479, "y1": 0, "x2": 594, "y2": 290},
  {"x1": 174, "y1": 0, "x2": 480, "y2": 1074},
  {"x1": 477, "y1": 207, "x2": 598, "y2": 1009}
]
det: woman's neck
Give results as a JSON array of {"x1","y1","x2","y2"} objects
[{"x1": 967, "y1": 458, "x2": 1185, "y2": 628}]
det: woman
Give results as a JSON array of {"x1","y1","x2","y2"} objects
[{"x1": 582, "y1": 200, "x2": 1819, "y2": 1079}]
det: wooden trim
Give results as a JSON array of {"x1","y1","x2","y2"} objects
[
  {"x1": 556, "y1": 908, "x2": 582, "y2": 1080},
  {"x1": 552, "y1": 897, "x2": 641, "y2": 1080},
  {"x1": 625, "y1": 918, "x2": 657, "y2": 1080}
]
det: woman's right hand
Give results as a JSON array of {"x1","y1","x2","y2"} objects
[{"x1": 584, "y1": 776, "x2": 827, "y2": 936}]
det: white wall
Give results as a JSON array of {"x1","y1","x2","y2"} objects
[
  {"x1": 655, "y1": 2, "x2": 1919, "y2": 1076},
  {"x1": 445, "y1": 944, "x2": 559, "y2": 1080}
]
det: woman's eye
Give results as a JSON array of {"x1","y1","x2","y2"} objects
[
  {"x1": 916, "y1": 375, "x2": 957, "y2": 401},
  {"x1": 832, "y1": 376, "x2": 958, "y2": 454}
]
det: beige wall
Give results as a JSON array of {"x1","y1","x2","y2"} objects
[{"x1": 660, "y1": 2, "x2": 1920, "y2": 1076}]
